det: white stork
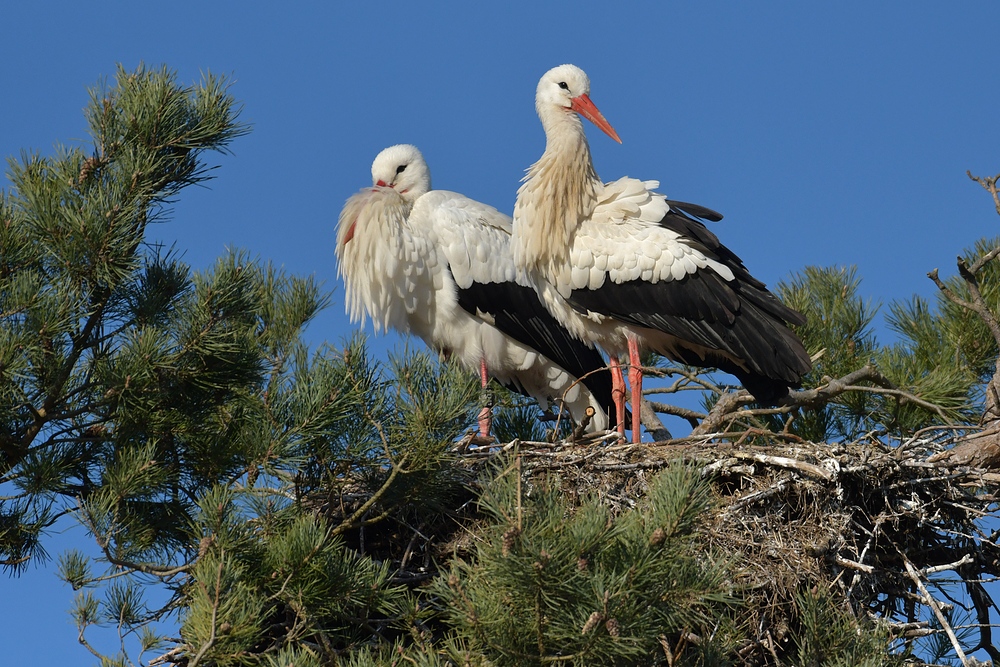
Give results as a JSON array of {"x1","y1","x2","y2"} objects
[
  {"x1": 512, "y1": 64, "x2": 811, "y2": 442},
  {"x1": 336, "y1": 144, "x2": 620, "y2": 439}
]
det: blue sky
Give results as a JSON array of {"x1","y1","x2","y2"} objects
[{"x1": 3, "y1": 2, "x2": 1000, "y2": 663}]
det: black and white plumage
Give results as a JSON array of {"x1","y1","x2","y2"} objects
[
  {"x1": 335, "y1": 144, "x2": 619, "y2": 436},
  {"x1": 512, "y1": 64, "x2": 812, "y2": 442}
]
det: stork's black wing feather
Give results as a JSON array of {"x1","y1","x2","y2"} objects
[
  {"x1": 452, "y1": 274, "x2": 622, "y2": 425},
  {"x1": 668, "y1": 200, "x2": 723, "y2": 223},
  {"x1": 568, "y1": 201, "x2": 810, "y2": 402}
]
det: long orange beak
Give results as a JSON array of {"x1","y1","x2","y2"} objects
[{"x1": 570, "y1": 94, "x2": 622, "y2": 144}]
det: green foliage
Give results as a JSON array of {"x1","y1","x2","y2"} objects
[
  {"x1": 774, "y1": 264, "x2": 981, "y2": 441},
  {"x1": 430, "y1": 461, "x2": 733, "y2": 666},
  {"x1": 883, "y1": 236, "x2": 1000, "y2": 422},
  {"x1": 179, "y1": 490, "x2": 408, "y2": 665},
  {"x1": 789, "y1": 587, "x2": 902, "y2": 667},
  {"x1": 8, "y1": 63, "x2": 1000, "y2": 667},
  {"x1": 0, "y1": 63, "x2": 250, "y2": 573},
  {"x1": 488, "y1": 401, "x2": 550, "y2": 443},
  {"x1": 1, "y1": 64, "x2": 489, "y2": 666},
  {"x1": 483, "y1": 388, "x2": 570, "y2": 444},
  {"x1": 777, "y1": 266, "x2": 881, "y2": 440}
]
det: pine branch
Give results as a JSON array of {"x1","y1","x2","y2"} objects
[
  {"x1": 187, "y1": 553, "x2": 224, "y2": 667},
  {"x1": 79, "y1": 503, "x2": 192, "y2": 578},
  {"x1": 692, "y1": 363, "x2": 952, "y2": 436},
  {"x1": 928, "y1": 264, "x2": 1000, "y2": 349},
  {"x1": 966, "y1": 577, "x2": 1000, "y2": 662},
  {"x1": 929, "y1": 241, "x2": 1000, "y2": 431},
  {"x1": 967, "y1": 171, "x2": 1000, "y2": 217},
  {"x1": 329, "y1": 415, "x2": 409, "y2": 538}
]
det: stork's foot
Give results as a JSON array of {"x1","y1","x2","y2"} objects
[
  {"x1": 456, "y1": 430, "x2": 496, "y2": 452},
  {"x1": 469, "y1": 433, "x2": 496, "y2": 448},
  {"x1": 609, "y1": 356, "x2": 627, "y2": 439},
  {"x1": 477, "y1": 406, "x2": 492, "y2": 439},
  {"x1": 477, "y1": 383, "x2": 496, "y2": 437},
  {"x1": 627, "y1": 339, "x2": 644, "y2": 445}
]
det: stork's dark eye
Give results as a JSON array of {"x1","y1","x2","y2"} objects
[
  {"x1": 558, "y1": 82, "x2": 569, "y2": 90},
  {"x1": 396, "y1": 164, "x2": 407, "y2": 174}
]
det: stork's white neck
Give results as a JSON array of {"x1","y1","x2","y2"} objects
[{"x1": 514, "y1": 109, "x2": 601, "y2": 273}]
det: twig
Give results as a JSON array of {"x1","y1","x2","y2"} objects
[
  {"x1": 928, "y1": 207, "x2": 1000, "y2": 422},
  {"x1": 847, "y1": 516, "x2": 885, "y2": 600},
  {"x1": 930, "y1": 262, "x2": 1000, "y2": 348},
  {"x1": 693, "y1": 363, "x2": 953, "y2": 436},
  {"x1": 723, "y1": 476, "x2": 792, "y2": 515},
  {"x1": 641, "y1": 365, "x2": 724, "y2": 395},
  {"x1": 589, "y1": 461, "x2": 671, "y2": 471},
  {"x1": 553, "y1": 365, "x2": 620, "y2": 438},
  {"x1": 569, "y1": 406, "x2": 595, "y2": 442},
  {"x1": 900, "y1": 425, "x2": 982, "y2": 452},
  {"x1": 967, "y1": 170, "x2": 1000, "y2": 217},
  {"x1": 516, "y1": 455, "x2": 523, "y2": 532},
  {"x1": 149, "y1": 646, "x2": 185, "y2": 666},
  {"x1": 877, "y1": 618, "x2": 937, "y2": 639},
  {"x1": 733, "y1": 452, "x2": 834, "y2": 482},
  {"x1": 900, "y1": 551, "x2": 969, "y2": 666},
  {"x1": 921, "y1": 554, "x2": 974, "y2": 576},
  {"x1": 644, "y1": 401, "x2": 706, "y2": 424},
  {"x1": 833, "y1": 554, "x2": 874, "y2": 574},
  {"x1": 691, "y1": 391, "x2": 756, "y2": 435}
]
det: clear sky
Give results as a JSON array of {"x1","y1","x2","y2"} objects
[{"x1": 3, "y1": 2, "x2": 1000, "y2": 663}]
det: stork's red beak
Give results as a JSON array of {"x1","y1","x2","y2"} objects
[{"x1": 570, "y1": 94, "x2": 622, "y2": 144}]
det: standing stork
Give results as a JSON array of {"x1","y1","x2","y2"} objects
[
  {"x1": 512, "y1": 64, "x2": 811, "y2": 442},
  {"x1": 336, "y1": 144, "x2": 619, "y2": 439}
]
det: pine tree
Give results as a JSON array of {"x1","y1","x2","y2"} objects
[
  {"x1": 0, "y1": 64, "x2": 484, "y2": 664},
  {"x1": 1, "y1": 63, "x2": 252, "y2": 570},
  {"x1": 5, "y1": 65, "x2": 1000, "y2": 666}
]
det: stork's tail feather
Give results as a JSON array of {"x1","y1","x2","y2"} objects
[{"x1": 734, "y1": 372, "x2": 797, "y2": 405}]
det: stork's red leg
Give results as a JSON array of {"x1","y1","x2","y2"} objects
[
  {"x1": 627, "y1": 339, "x2": 643, "y2": 444},
  {"x1": 477, "y1": 356, "x2": 491, "y2": 438},
  {"x1": 609, "y1": 355, "x2": 626, "y2": 438}
]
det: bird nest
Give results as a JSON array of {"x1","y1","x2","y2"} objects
[
  {"x1": 449, "y1": 426, "x2": 1000, "y2": 665},
  {"x1": 299, "y1": 413, "x2": 1000, "y2": 665}
]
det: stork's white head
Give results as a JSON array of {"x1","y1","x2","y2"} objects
[
  {"x1": 535, "y1": 64, "x2": 621, "y2": 144},
  {"x1": 370, "y1": 144, "x2": 431, "y2": 202}
]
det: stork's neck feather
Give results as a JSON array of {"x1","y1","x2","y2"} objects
[
  {"x1": 514, "y1": 110, "x2": 601, "y2": 272},
  {"x1": 335, "y1": 188, "x2": 412, "y2": 331}
]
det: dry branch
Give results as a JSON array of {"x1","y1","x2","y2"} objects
[
  {"x1": 927, "y1": 207, "x2": 1000, "y2": 467},
  {"x1": 902, "y1": 553, "x2": 969, "y2": 666},
  {"x1": 690, "y1": 364, "x2": 953, "y2": 438},
  {"x1": 967, "y1": 170, "x2": 1000, "y2": 217}
]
